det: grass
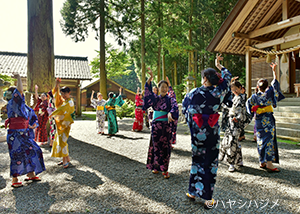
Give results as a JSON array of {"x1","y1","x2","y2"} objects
[{"x1": 81, "y1": 112, "x2": 96, "y2": 120}]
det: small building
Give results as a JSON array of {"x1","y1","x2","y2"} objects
[
  {"x1": 207, "y1": 0, "x2": 300, "y2": 96},
  {"x1": 81, "y1": 78, "x2": 136, "y2": 111},
  {"x1": 0, "y1": 51, "x2": 92, "y2": 115}
]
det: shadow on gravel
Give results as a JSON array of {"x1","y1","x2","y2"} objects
[
  {"x1": 0, "y1": 175, "x2": 6, "y2": 190},
  {"x1": 171, "y1": 148, "x2": 191, "y2": 158},
  {"x1": 107, "y1": 134, "x2": 144, "y2": 140},
  {"x1": 65, "y1": 168, "x2": 104, "y2": 189}
]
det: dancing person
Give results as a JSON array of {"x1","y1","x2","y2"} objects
[
  {"x1": 4, "y1": 73, "x2": 45, "y2": 188},
  {"x1": 28, "y1": 106, "x2": 39, "y2": 140},
  {"x1": 91, "y1": 90, "x2": 106, "y2": 134},
  {"x1": 219, "y1": 80, "x2": 250, "y2": 172},
  {"x1": 47, "y1": 90, "x2": 56, "y2": 147},
  {"x1": 246, "y1": 62, "x2": 284, "y2": 173},
  {"x1": 144, "y1": 68, "x2": 179, "y2": 179},
  {"x1": 132, "y1": 87, "x2": 144, "y2": 132},
  {"x1": 34, "y1": 85, "x2": 49, "y2": 145},
  {"x1": 49, "y1": 78, "x2": 74, "y2": 169},
  {"x1": 144, "y1": 86, "x2": 158, "y2": 129},
  {"x1": 104, "y1": 87, "x2": 125, "y2": 136},
  {"x1": 182, "y1": 54, "x2": 231, "y2": 208}
]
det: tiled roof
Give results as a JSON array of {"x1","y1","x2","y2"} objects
[{"x1": 0, "y1": 51, "x2": 92, "y2": 80}]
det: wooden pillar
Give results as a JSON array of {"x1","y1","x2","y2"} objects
[
  {"x1": 245, "y1": 40, "x2": 252, "y2": 97},
  {"x1": 282, "y1": 0, "x2": 289, "y2": 20},
  {"x1": 27, "y1": 0, "x2": 54, "y2": 93},
  {"x1": 76, "y1": 80, "x2": 81, "y2": 116}
]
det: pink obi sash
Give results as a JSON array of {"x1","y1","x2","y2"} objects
[
  {"x1": 192, "y1": 113, "x2": 220, "y2": 128},
  {"x1": 5, "y1": 117, "x2": 29, "y2": 130}
]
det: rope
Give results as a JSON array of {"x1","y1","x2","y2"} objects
[{"x1": 246, "y1": 44, "x2": 300, "y2": 55}]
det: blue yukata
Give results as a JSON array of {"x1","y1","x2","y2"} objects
[
  {"x1": 28, "y1": 107, "x2": 39, "y2": 139},
  {"x1": 144, "y1": 82, "x2": 179, "y2": 172},
  {"x1": 246, "y1": 79, "x2": 284, "y2": 164},
  {"x1": 182, "y1": 67, "x2": 231, "y2": 200},
  {"x1": 6, "y1": 89, "x2": 45, "y2": 177}
]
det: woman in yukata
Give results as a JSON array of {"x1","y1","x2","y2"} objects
[
  {"x1": 246, "y1": 62, "x2": 284, "y2": 173},
  {"x1": 182, "y1": 54, "x2": 231, "y2": 208},
  {"x1": 47, "y1": 90, "x2": 56, "y2": 147},
  {"x1": 219, "y1": 80, "x2": 250, "y2": 172},
  {"x1": 144, "y1": 68, "x2": 179, "y2": 179},
  {"x1": 50, "y1": 78, "x2": 75, "y2": 169},
  {"x1": 4, "y1": 73, "x2": 45, "y2": 188},
  {"x1": 132, "y1": 87, "x2": 144, "y2": 132},
  {"x1": 91, "y1": 90, "x2": 106, "y2": 134},
  {"x1": 34, "y1": 85, "x2": 49, "y2": 145},
  {"x1": 104, "y1": 87, "x2": 125, "y2": 136}
]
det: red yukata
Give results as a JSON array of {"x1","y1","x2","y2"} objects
[
  {"x1": 34, "y1": 98, "x2": 49, "y2": 142},
  {"x1": 132, "y1": 94, "x2": 144, "y2": 131}
]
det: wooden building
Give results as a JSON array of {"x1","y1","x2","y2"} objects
[
  {"x1": 207, "y1": 0, "x2": 300, "y2": 96},
  {"x1": 0, "y1": 51, "x2": 92, "y2": 115},
  {"x1": 81, "y1": 78, "x2": 136, "y2": 110}
]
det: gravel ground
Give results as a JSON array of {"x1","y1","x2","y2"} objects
[{"x1": 0, "y1": 114, "x2": 300, "y2": 214}]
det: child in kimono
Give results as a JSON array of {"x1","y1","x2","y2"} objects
[
  {"x1": 144, "y1": 68, "x2": 178, "y2": 179},
  {"x1": 50, "y1": 78, "x2": 75, "y2": 169},
  {"x1": 91, "y1": 90, "x2": 106, "y2": 134},
  {"x1": 104, "y1": 88, "x2": 125, "y2": 136},
  {"x1": 4, "y1": 73, "x2": 45, "y2": 188}
]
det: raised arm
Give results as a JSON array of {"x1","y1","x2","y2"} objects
[
  {"x1": 35, "y1": 85, "x2": 39, "y2": 100},
  {"x1": 12, "y1": 73, "x2": 23, "y2": 95},
  {"x1": 136, "y1": 87, "x2": 140, "y2": 94},
  {"x1": 147, "y1": 67, "x2": 154, "y2": 85},
  {"x1": 119, "y1": 87, "x2": 122, "y2": 95},
  {"x1": 270, "y1": 62, "x2": 277, "y2": 80},
  {"x1": 91, "y1": 90, "x2": 95, "y2": 102},
  {"x1": 215, "y1": 53, "x2": 224, "y2": 71}
]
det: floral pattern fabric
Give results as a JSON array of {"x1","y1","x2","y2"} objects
[
  {"x1": 6, "y1": 89, "x2": 45, "y2": 177},
  {"x1": 91, "y1": 99, "x2": 107, "y2": 133},
  {"x1": 104, "y1": 95, "x2": 125, "y2": 135},
  {"x1": 246, "y1": 79, "x2": 284, "y2": 164},
  {"x1": 33, "y1": 98, "x2": 49, "y2": 142},
  {"x1": 132, "y1": 94, "x2": 144, "y2": 131},
  {"x1": 168, "y1": 86, "x2": 178, "y2": 144},
  {"x1": 47, "y1": 96, "x2": 56, "y2": 141},
  {"x1": 50, "y1": 88, "x2": 75, "y2": 158},
  {"x1": 182, "y1": 67, "x2": 231, "y2": 200},
  {"x1": 144, "y1": 82, "x2": 179, "y2": 172}
]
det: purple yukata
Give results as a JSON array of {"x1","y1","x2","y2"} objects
[{"x1": 143, "y1": 82, "x2": 179, "y2": 172}]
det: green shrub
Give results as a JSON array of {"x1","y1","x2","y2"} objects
[{"x1": 116, "y1": 99, "x2": 136, "y2": 119}]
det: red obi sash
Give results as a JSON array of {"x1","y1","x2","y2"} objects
[
  {"x1": 5, "y1": 117, "x2": 29, "y2": 130},
  {"x1": 192, "y1": 113, "x2": 220, "y2": 128}
]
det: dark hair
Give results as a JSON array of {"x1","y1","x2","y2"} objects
[
  {"x1": 256, "y1": 79, "x2": 268, "y2": 93},
  {"x1": 5, "y1": 86, "x2": 16, "y2": 101},
  {"x1": 42, "y1": 92, "x2": 48, "y2": 97},
  {"x1": 108, "y1": 92, "x2": 114, "y2": 98},
  {"x1": 158, "y1": 80, "x2": 168, "y2": 88},
  {"x1": 230, "y1": 81, "x2": 242, "y2": 89},
  {"x1": 201, "y1": 68, "x2": 220, "y2": 86},
  {"x1": 60, "y1": 86, "x2": 70, "y2": 93}
]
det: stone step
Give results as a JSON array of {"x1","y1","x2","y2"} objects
[
  {"x1": 274, "y1": 106, "x2": 300, "y2": 113},
  {"x1": 275, "y1": 116, "x2": 300, "y2": 124},
  {"x1": 245, "y1": 124, "x2": 300, "y2": 139},
  {"x1": 273, "y1": 111, "x2": 300, "y2": 118},
  {"x1": 279, "y1": 97, "x2": 300, "y2": 102},
  {"x1": 276, "y1": 122, "x2": 300, "y2": 129},
  {"x1": 277, "y1": 101, "x2": 300, "y2": 106}
]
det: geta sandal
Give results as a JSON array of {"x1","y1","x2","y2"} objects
[
  {"x1": 63, "y1": 162, "x2": 69, "y2": 169},
  {"x1": 266, "y1": 167, "x2": 280, "y2": 173},
  {"x1": 204, "y1": 199, "x2": 216, "y2": 209},
  {"x1": 24, "y1": 176, "x2": 41, "y2": 181},
  {"x1": 11, "y1": 182, "x2": 23, "y2": 188},
  {"x1": 162, "y1": 172, "x2": 170, "y2": 179},
  {"x1": 186, "y1": 193, "x2": 195, "y2": 201}
]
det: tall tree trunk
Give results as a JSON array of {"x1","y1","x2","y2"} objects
[
  {"x1": 157, "y1": 0, "x2": 162, "y2": 83},
  {"x1": 27, "y1": 0, "x2": 54, "y2": 94},
  {"x1": 99, "y1": 0, "x2": 107, "y2": 99},
  {"x1": 188, "y1": 0, "x2": 193, "y2": 77},
  {"x1": 141, "y1": 0, "x2": 146, "y2": 90},
  {"x1": 162, "y1": 51, "x2": 166, "y2": 80},
  {"x1": 173, "y1": 60, "x2": 177, "y2": 86}
]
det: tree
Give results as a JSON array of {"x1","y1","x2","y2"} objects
[{"x1": 60, "y1": 0, "x2": 139, "y2": 98}]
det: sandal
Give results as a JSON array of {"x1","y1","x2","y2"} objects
[
  {"x1": 152, "y1": 170, "x2": 159, "y2": 174},
  {"x1": 58, "y1": 161, "x2": 63, "y2": 165},
  {"x1": 186, "y1": 193, "x2": 195, "y2": 201},
  {"x1": 266, "y1": 167, "x2": 280, "y2": 173},
  {"x1": 63, "y1": 162, "x2": 69, "y2": 169},
  {"x1": 204, "y1": 199, "x2": 216, "y2": 209},
  {"x1": 162, "y1": 172, "x2": 170, "y2": 179},
  {"x1": 11, "y1": 182, "x2": 23, "y2": 188},
  {"x1": 24, "y1": 176, "x2": 41, "y2": 181},
  {"x1": 260, "y1": 163, "x2": 267, "y2": 169}
]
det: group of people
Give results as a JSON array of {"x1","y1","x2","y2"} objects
[{"x1": 4, "y1": 53, "x2": 284, "y2": 210}]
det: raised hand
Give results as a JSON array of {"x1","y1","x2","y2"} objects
[
  {"x1": 166, "y1": 76, "x2": 171, "y2": 87},
  {"x1": 270, "y1": 62, "x2": 277, "y2": 71},
  {"x1": 215, "y1": 53, "x2": 224, "y2": 71},
  {"x1": 11, "y1": 72, "x2": 20, "y2": 79},
  {"x1": 35, "y1": 85, "x2": 38, "y2": 90}
]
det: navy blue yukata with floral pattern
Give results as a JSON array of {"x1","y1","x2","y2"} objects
[
  {"x1": 144, "y1": 82, "x2": 179, "y2": 172},
  {"x1": 6, "y1": 89, "x2": 45, "y2": 177},
  {"x1": 246, "y1": 79, "x2": 284, "y2": 164},
  {"x1": 182, "y1": 67, "x2": 231, "y2": 200}
]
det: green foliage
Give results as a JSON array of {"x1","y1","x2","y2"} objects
[
  {"x1": 116, "y1": 99, "x2": 135, "y2": 119},
  {"x1": 173, "y1": 83, "x2": 186, "y2": 103},
  {"x1": 90, "y1": 44, "x2": 132, "y2": 79},
  {"x1": 0, "y1": 74, "x2": 14, "y2": 89}
]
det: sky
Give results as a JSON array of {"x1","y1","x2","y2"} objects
[{"x1": 0, "y1": 0, "x2": 119, "y2": 64}]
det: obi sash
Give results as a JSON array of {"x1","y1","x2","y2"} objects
[
  {"x1": 192, "y1": 113, "x2": 220, "y2": 128},
  {"x1": 106, "y1": 106, "x2": 115, "y2": 111},
  {"x1": 97, "y1": 106, "x2": 104, "y2": 111},
  {"x1": 153, "y1": 111, "x2": 168, "y2": 121},
  {"x1": 251, "y1": 105, "x2": 273, "y2": 114},
  {"x1": 5, "y1": 117, "x2": 29, "y2": 130}
]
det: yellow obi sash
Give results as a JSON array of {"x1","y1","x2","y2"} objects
[
  {"x1": 106, "y1": 106, "x2": 115, "y2": 111},
  {"x1": 97, "y1": 106, "x2": 104, "y2": 111},
  {"x1": 256, "y1": 105, "x2": 273, "y2": 114}
]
